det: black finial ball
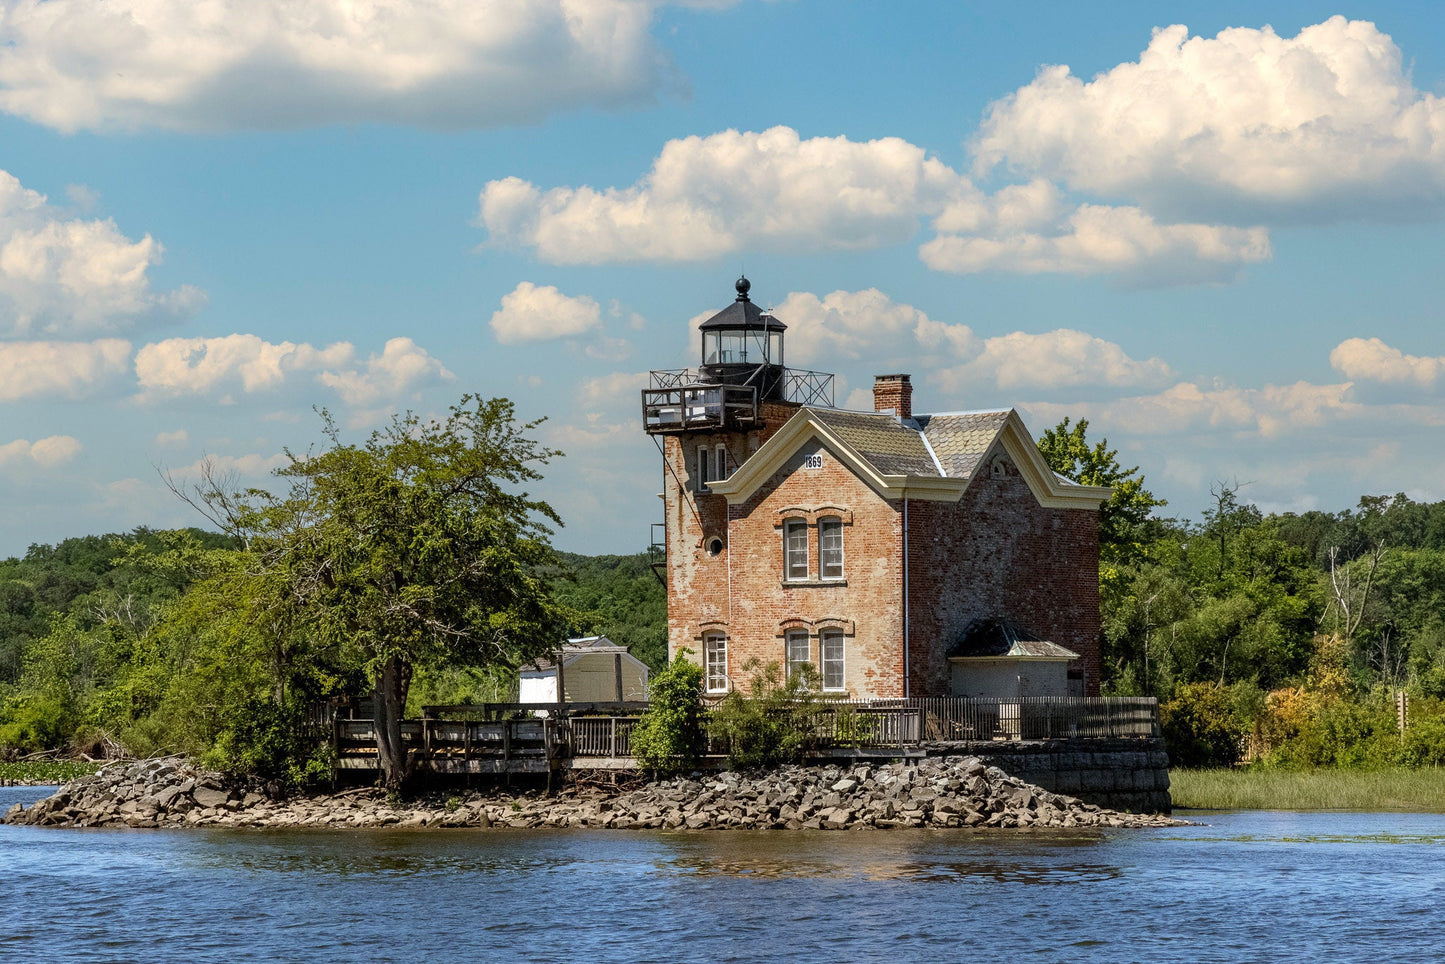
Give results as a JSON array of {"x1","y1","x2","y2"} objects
[{"x1": 735, "y1": 276, "x2": 751, "y2": 301}]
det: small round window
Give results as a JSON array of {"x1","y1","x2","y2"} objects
[{"x1": 706, "y1": 537, "x2": 724, "y2": 557}]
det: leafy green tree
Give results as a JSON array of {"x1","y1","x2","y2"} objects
[
  {"x1": 185, "y1": 396, "x2": 569, "y2": 790},
  {"x1": 630, "y1": 650, "x2": 705, "y2": 774},
  {"x1": 1037, "y1": 417, "x2": 1166, "y2": 569}
]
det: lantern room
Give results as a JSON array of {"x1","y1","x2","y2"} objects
[{"x1": 698, "y1": 276, "x2": 786, "y2": 401}]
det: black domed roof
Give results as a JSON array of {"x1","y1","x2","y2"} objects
[{"x1": 698, "y1": 276, "x2": 786, "y2": 331}]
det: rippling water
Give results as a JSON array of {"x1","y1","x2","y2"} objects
[{"x1": 3, "y1": 785, "x2": 1442, "y2": 963}]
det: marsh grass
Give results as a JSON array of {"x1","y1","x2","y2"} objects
[
  {"x1": 0, "y1": 760, "x2": 101, "y2": 786},
  {"x1": 1171, "y1": 767, "x2": 1445, "y2": 812}
]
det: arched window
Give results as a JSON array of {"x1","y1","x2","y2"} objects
[
  {"x1": 783, "y1": 518, "x2": 808, "y2": 581},
  {"x1": 818, "y1": 516, "x2": 844, "y2": 580},
  {"x1": 819, "y1": 629, "x2": 845, "y2": 692},
  {"x1": 704, "y1": 633, "x2": 728, "y2": 694},
  {"x1": 784, "y1": 629, "x2": 811, "y2": 680}
]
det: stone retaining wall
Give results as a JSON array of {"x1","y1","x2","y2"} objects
[
  {"x1": 920, "y1": 738, "x2": 1171, "y2": 813},
  {"x1": 4, "y1": 754, "x2": 1183, "y2": 831}
]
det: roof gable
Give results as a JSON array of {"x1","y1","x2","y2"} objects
[{"x1": 708, "y1": 406, "x2": 1110, "y2": 509}]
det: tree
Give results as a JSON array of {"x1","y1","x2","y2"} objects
[
  {"x1": 181, "y1": 396, "x2": 569, "y2": 790},
  {"x1": 629, "y1": 651, "x2": 705, "y2": 774},
  {"x1": 1037, "y1": 417, "x2": 1166, "y2": 567}
]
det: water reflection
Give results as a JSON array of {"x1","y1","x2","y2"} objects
[{"x1": 645, "y1": 828, "x2": 1124, "y2": 884}]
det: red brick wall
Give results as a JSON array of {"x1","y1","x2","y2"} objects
[
  {"x1": 663, "y1": 420, "x2": 1102, "y2": 699},
  {"x1": 663, "y1": 402, "x2": 799, "y2": 673},
  {"x1": 720, "y1": 439, "x2": 905, "y2": 698},
  {"x1": 904, "y1": 451, "x2": 1102, "y2": 696}
]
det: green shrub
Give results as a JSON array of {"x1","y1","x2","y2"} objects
[
  {"x1": 709, "y1": 658, "x2": 830, "y2": 770},
  {"x1": 0, "y1": 694, "x2": 79, "y2": 753},
  {"x1": 630, "y1": 651, "x2": 704, "y2": 775},
  {"x1": 1399, "y1": 714, "x2": 1445, "y2": 768},
  {"x1": 1161, "y1": 682, "x2": 1244, "y2": 768},
  {"x1": 203, "y1": 696, "x2": 333, "y2": 792}
]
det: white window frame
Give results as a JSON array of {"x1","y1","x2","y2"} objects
[
  {"x1": 696, "y1": 445, "x2": 711, "y2": 492},
  {"x1": 704, "y1": 633, "x2": 728, "y2": 694},
  {"x1": 818, "y1": 516, "x2": 844, "y2": 581},
  {"x1": 784, "y1": 630, "x2": 811, "y2": 680},
  {"x1": 783, "y1": 519, "x2": 809, "y2": 582},
  {"x1": 714, "y1": 444, "x2": 728, "y2": 482},
  {"x1": 820, "y1": 629, "x2": 845, "y2": 692}
]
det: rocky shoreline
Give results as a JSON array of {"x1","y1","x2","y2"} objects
[{"x1": 4, "y1": 755, "x2": 1183, "y2": 831}]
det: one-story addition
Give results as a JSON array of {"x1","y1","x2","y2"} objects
[{"x1": 642, "y1": 279, "x2": 1110, "y2": 701}]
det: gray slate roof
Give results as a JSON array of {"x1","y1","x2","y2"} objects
[
  {"x1": 947, "y1": 619, "x2": 1080, "y2": 660},
  {"x1": 808, "y1": 407, "x2": 1011, "y2": 480}
]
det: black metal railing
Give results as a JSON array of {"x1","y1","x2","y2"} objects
[{"x1": 641, "y1": 383, "x2": 761, "y2": 433}]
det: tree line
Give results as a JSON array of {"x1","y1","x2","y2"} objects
[
  {"x1": 3, "y1": 400, "x2": 1441, "y2": 784},
  {"x1": 1040, "y1": 418, "x2": 1445, "y2": 768}
]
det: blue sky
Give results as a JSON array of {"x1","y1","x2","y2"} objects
[{"x1": 2, "y1": 1, "x2": 1444, "y2": 557}]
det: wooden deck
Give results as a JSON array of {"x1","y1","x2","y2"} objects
[{"x1": 325, "y1": 697, "x2": 1159, "y2": 777}]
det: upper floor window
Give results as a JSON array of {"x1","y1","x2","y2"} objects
[
  {"x1": 783, "y1": 519, "x2": 809, "y2": 581},
  {"x1": 714, "y1": 444, "x2": 728, "y2": 482},
  {"x1": 820, "y1": 629, "x2": 845, "y2": 691},
  {"x1": 785, "y1": 630, "x2": 811, "y2": 681},
  {"x1": 696, "y1": 445, "x2": 712, "y2": 492},
  {"x1": 704, "y1": 633, "x2": 728, "y2": 694},
  {"x1": 818, "y1": 516, "x2": 844, "y2": 580}
]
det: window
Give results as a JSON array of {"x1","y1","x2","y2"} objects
[
  {"x1": 783, "y1": 519, "x2": 808, "y2": 581},
  {"x1": 704, "y1": 633, "x2": 728, "y2": 693},
  {"x1": 714, "y1": 444, "x2": 728, "y2": 481},
  {"x1": 818, "y1": 516, "x2": 844, "y2": 580},
  {"x1": 820, "y1": 629, "x2": 845, "y2": 691},
  {"x1": 785, "y1": 630, "x2": 811, "y2": 680},
  {"x1": 696, "y1": 446, "x2": 711, "y2": 492}
]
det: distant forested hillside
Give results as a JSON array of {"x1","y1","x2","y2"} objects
[{"x1": 551, "y1": 551, "x2": 667, "y2": 672}]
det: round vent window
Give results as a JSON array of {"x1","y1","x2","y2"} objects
[{"x1": 706, "y1": 537, "x2": 724, "y2": 557}]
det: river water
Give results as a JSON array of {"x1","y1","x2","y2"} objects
[{"x1": 2, "y1": 784, "x2": 1441, "y2": 963}]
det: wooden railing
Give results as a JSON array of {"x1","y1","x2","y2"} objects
[
  {"x1": 322, "y1": 697, "x2": 1160, "y2": 773},
  {"x1": 570, "y1": 717, "x2": 636, "y2": 758},
  {"x1": 885, "y1": 697, "x2": 1161, "y2": 741}
]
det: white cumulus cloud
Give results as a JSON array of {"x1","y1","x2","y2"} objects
[
  {"x1": 0, "y1": 170, "x2": 203, "y2": 337},
  {"x1": 135, "y1": 332, "x2": 450, "y2": 405},
  {"x1": 922, "y1": 203, "x2": 1271, "y2": 285},
  {"x1": 317, "y1": 336, "x2": 453, "y2": 407},
  {"x1": 974, "y1": 17, "x2": 1445, "y2": 221},
  {"x1": 760, "y1": 288, "x2": 1166, "y2": 395},
  {"x1": 1029, "y1": 379, "x2": 1361, "y2": 439},
  {"x1": 773, "y1": 288, "x2": 968, "y2": 364},
  {"x1": 0, "y1": 434, "x2": 82, "y2": 468},
  {"x1": 1330, "y1": 336, "x2": 1445, "y2": 387},
  {"x1": 0, "y1": 339, "x2": 132, "y2": 400},
  {"x1": 489, "y1": 281, "x2": 603, "y2": 343},
  {"x1": 479, "y1": 126, "x2": 969, "y2": 263},
  {"x1": 0, "y1": 0, "x2": 687, "y2": 133},
  {"x1": 934, "y1": 329, "x2": 1174, "y2": 393}
]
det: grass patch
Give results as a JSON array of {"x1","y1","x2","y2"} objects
[
  {"x1": 0, "y1": 760, "x2": 102, "y2": 785},
  {"x1": 1171, "y1": 767, "x2": 1445, "y2": 812}
]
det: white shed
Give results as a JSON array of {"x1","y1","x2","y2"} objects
[
  {"x1": 947, "y1": 619, "x2": 1080, "y2": 700},
  {"x1": 518, "y1": 636, "x2": 650, "y2": 705}
]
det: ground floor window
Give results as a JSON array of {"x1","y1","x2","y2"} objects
[
  {"x1": 820, "y1": 629, "x2": 845, "y2": 691},
  {"x1": 785, "y1": 630, "x2": 811, "y2": 680},
  {"x1": 704, "y1": 633, "x2": 728, "y2": 693}
]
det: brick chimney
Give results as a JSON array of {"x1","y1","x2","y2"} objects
[{"x1": 873, "y1": 374, "x2": 912, "y2": 419}]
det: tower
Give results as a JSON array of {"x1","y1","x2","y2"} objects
[{"x1": 640, "y1": 278, "x2": 834, "y2": 670}]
